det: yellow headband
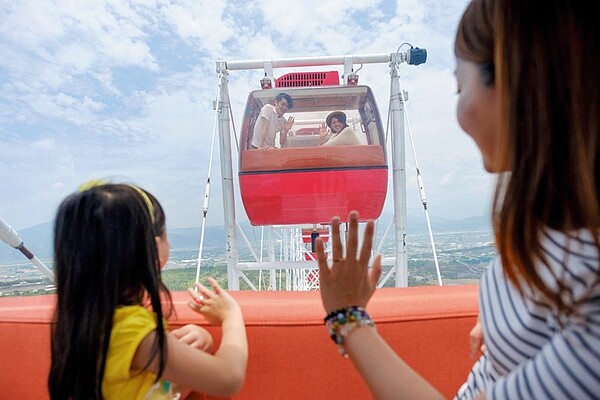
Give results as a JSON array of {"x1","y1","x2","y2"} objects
[
  {"x1": 128, "y1": 185, "x2": 155, "y2": 225},
  {"x1": 77, "y1": 179, "x2": 108, "y2": 192},
  {"x1": 77, "y1": 179, "x2": 155, "y2": 224}
]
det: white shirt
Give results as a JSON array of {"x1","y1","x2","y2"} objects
[
  {"x1": 321, "y1": 126, "x2": 362, "y2": 146},
  {"x1": 251, "y1": 104, "x2": 285, "y2": 148}
]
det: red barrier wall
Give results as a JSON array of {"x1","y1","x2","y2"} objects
[{"x1": 0, "y1": 285, "x2": 478, "y2": 399}]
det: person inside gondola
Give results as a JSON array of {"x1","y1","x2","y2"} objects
[
  {"x1": 250, "y1": 92, "x2": 295, "y2": 149},
  {"x1": 318, "y1": 111, "x2": 362, "y2": 146}
]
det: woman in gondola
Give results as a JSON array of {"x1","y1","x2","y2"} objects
[{"x1": 318, "y1": 111, "x2": 362, "y2": 146}]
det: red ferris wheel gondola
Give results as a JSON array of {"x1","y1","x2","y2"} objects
[{"x1": 239, "y1": 71, "x2": 387, "y2": 226}]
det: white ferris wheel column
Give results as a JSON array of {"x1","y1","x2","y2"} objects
[
  {"x1": 389, "y1": 56, "x2": 408, "y2": 287},
  {"x1": 215, "y1": 65, "x2": 240, "y2": 290},
  {"x1": 214, "y1": 50, "x2": 426, "y2": 290}
]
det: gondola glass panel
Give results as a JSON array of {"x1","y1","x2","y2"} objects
[{"x1": 239, "y1": 86, "x2": 387, "y2": 225}]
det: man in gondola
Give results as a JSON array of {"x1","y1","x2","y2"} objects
[{"x1": 250, "y1": 92, "x2": 295, "y2": 149}]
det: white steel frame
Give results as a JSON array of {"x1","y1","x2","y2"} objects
[{"x1": 215, "y1": 52, "x2": 414, "y2": 290}]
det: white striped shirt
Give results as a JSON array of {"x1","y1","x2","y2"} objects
[{"x1": 455, "y1": 229, "x2": 600, "y2": 399}]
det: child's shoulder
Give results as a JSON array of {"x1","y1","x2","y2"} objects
[{"x1": 114, "y1": 305, "x2": 155, "y2": 326}]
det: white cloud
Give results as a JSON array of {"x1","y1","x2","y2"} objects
[
  {"x1": 0, "y1": 0, "x2": 485, "y2": 239},
  {"x1": 161, "y1": 1, "x2": 234, "y2": 54}
]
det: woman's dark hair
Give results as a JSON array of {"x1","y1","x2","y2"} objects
[
  {"x1": 48, "y1": 183, "x2": 172, "y2": 399},
  {"x1": 456, "y1": 0, "x2": 600, "y2": 313},
  {"x1": 325, "y1": 111, "x2": 349, "y2": 132},
  {"x1": 454, "y1": 0, "x2": 495, "y2": 87}
]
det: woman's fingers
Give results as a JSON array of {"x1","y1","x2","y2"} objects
[
  {"x1": 316, "y1": 238, "x2": 330, "y2": 280},
  {"x1": 318, "y1": 211, "x2": 381, "y2": 312},
  {"x1": 346, "y1": 211, "x2": 359, "y2": 265},
  {"x1": 330, "y1": 216, "x2": 343, "y2": 263},
  {"x1": 369, "y1": 254, "x2": 383, "y2": 286},
  {"x1": 359, "y1": 219, "x2": 375, "y2": 267}
]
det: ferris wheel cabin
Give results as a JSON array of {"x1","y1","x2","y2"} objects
[{"x1": 239, "y1": 71, "x2": 387, "y2": 226}]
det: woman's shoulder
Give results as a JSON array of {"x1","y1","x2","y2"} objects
[
  {"x1": 487, "y1": 228, "x2": 600, "y2": 299},
  {"x1": 339, "y1": 126, "x2": 362, "y2": 144},
  {"x1": 321, "y1": 126, "x2": 362, "y2": 146},
  {"x1": 540, "y1": 228, "x2": 599, "y2": 267},
  {"x1": 538, "y1": 228, "x2": 600, "y2": 299}
]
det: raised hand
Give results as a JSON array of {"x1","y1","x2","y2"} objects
[
  {"x1": 318, "y1": 122, "x2": 330, "y2": 145},
  {"x1": 283, "y1": 116, "x2": 295, "y2": 132},
  {"x1": 316, "y1": 210, "x2": 382, "y2": 313},
  {"x1": 187, "y1": 277, "x2": 242, "y2": 326},
  {"x1": 319, "y1": 122, "x2": 328, "y2": 136}
]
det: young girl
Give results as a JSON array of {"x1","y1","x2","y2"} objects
[{"x1": 48, "y1": 182, "x2": 248, "y2": 399}]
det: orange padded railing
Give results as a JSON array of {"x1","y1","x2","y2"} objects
[
  {"x1": 0, "y1": 285, "x2": 479, "y2": 399},
  {"x1": 241, "y1": 145, "x2": 385, "y2": 172}
]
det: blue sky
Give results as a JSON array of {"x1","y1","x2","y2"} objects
[{"x1": 0, "y1": 0, "x2": 492, "y2": 233}]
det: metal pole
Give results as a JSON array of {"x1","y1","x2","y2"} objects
[
  {"x1": 396, "y1": 73, "x2": 443, "y2": 286},
  {"x1": 0, "y1": 217, "x2": 54, "y2": 282},
  {"x1": 389, "y1": 63, "x2": 408, "y2": 287},
  {"x1": 221, "y1": 53, "x2": 392, "y2": 71},
  {"x1": 268, "y1": 226, "x2": 276, "y2": 290},
  {"x1": 194, "y1": 81, "x2": 222, "y2": 285},
  {"x1": 215, "y1": 67, "x2": 240, "y2": 290}
]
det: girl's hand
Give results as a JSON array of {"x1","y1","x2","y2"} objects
[
  {"x1": 316, "y1": 211, "x2": 382, "y2": 313},
  {"x1": 187, "y1": 277, "x2": 242, "y2": 326},
  {"x1": 170, "y1": 324, "x2": 214, "y2": 353}
]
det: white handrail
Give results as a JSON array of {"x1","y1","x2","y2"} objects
[{"x1": 0, "y1": 217, "x2": 55, "y2": 282}]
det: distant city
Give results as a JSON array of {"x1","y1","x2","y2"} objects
[{"x1": 0, "y1": 219, "x2": 495, "y2": 296}]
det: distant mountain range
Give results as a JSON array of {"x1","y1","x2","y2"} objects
[{"x1": 0, "y1": 213, "x2": 491, "y2": 263}]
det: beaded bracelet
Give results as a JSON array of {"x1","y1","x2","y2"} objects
[{"x1": 324, "y1": 306, "x2": 375, "y2": 357}]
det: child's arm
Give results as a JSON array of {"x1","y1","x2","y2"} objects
[
  {"x1": 170, "y1": 324, "x2": 214, "y2": 353},
  {"x1": 133, "y1": 278, "x2": 248, "y2": 397}
]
